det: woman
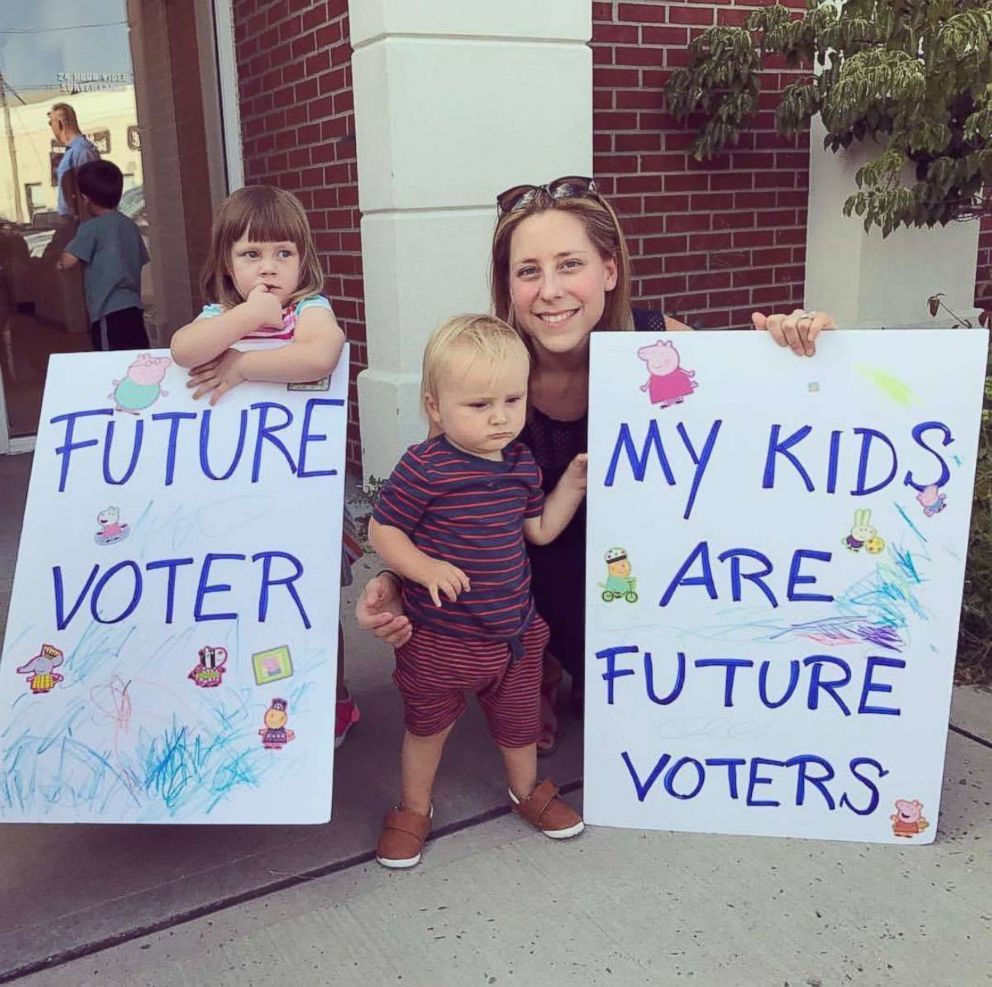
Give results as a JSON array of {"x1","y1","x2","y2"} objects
[{"x1": 357, "y1": 176, "x2": 836, "y2": 752}]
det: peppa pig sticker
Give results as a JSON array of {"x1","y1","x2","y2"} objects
[
  {"x1": 917, "y1": 484, "x2": 947, "y2": 517},
  {"x1": 891, "y1": 799, "x2": 930, "y2": 838},
  {"x1": 110, "y1": 353, "x2": 172, "y2": 414},
  {"x1": 0, "y1": 346, "x2": 350, "y2": 825},
  {"x1": 586, "y1": 328, "x2": 988, "y2": 845},
  {"x1": 637, "y1": 339, "x2": 698, "y2": 409}
]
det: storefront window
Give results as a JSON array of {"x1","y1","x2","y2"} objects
[
  {"x1": 0, "y1": 1, "x2": 150, "y2": 439},
  {"x1": 0, "y1": 2, "x2": 230, "y2": 448}
]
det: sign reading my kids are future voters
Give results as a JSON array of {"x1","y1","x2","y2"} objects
[
  {"x1": 0, "y1": 347, "x2": 349, "y2": 824},
  {"x1": 584, "y1": 329, "x2": 988, "y2": 845}
]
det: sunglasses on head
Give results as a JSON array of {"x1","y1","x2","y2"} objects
[{"x1": 496, "y1": 176, "x2": 600, "y2": 216}]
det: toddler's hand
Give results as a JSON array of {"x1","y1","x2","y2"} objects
[
  {"x1": 245, "y1": 283, "x2": 284, "y2": 332},
  {"x1": 562, "y1": 453, "x2": 588, "y2": 492},
  {"x1": 188, "y1": 349, "x2": 247, "y2": 405},
  {"x1": 418, "y1": 560, "x2": 471, "y2": 607}
]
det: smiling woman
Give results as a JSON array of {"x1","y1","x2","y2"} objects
[{"x1": 357, "y1": 175, "x2": 839, "y2": 756}]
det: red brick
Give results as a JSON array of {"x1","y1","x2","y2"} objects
[
  {"x1": 640, "y1": 25, "x2": 690, "y2": 44},
  {"x1": 617, "y1": 3, "x2": 669, "y2": 23},
  {"x1": 614, "y1": 46, "x2": 664, "y2": 67},
  {"x1": 236, "y1": 0, "x2": 364, "y2": 471},
  {"x1": 668, "y1": 7, "x2": 715, "y2": 26}
]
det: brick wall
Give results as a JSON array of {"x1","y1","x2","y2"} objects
[
  {"x1": 978, "y1": 217, "x2": 992, "y2": 315},
  {"x1": 592, "y1": 0, "x2": 815, "y2": 329},
  {"x1": 234, "y1": 0, "x2": 365, "y2": 470}
]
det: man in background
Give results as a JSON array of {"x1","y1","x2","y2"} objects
[{"x1": 48, "y1": 102, "x2": 100, "y2": 223}]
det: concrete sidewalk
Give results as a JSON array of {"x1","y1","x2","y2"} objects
[
  {"x1": 12, "y1": 690, "x2": 992, "y2": 986},
  {"x1": 2, "y1": 453, "x2": 991, "y2": 986}
]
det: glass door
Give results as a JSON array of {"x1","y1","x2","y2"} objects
[{"x1": 0, "y1": 1, "x2": 148, "y2": 447}]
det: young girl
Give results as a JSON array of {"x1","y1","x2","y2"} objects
[
  {"x1": 170, "y1": 185, "x2": 361, "y2": 748},
  {"x1": 369, "y1": 314, "x2": 587, "y2": 869}
]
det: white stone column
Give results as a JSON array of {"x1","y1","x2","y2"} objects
[
  {"x1": 349, "y1": 0, "x2": 592, "y2": 482},
  {"x1": 804, "y1": 117, "x2": 981, "y2": 329}
]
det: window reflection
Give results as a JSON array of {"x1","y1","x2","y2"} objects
[{"x1": 0, "y1": 2, "x2": 151, "y2": 438}]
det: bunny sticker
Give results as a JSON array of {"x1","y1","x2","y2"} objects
[{"x1": 844, "y1": 509, "x2": 885, "y2": 555}]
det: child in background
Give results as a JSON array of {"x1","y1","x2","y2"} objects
[
  {"x1": 58, "y1": 160, "x2": 150, "y2": 351},
  {"x1": 370, "y1": 314, "x2": 587, "y2": 869},
  {"x1": 170, "y1": 184, "x2": 361, "y2": 747}
]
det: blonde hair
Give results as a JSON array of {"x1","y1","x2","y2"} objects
[
  {"x1": 199, "y1": 186, "x2": 325, "y2": 309},
  {"x1": 490, "y1": 190, "x2": 634, "y2": 338},
  {"x1": 421, "y1": 314, "x2": 530, "y2": 410},
  {"x1": 50, "y1": 103, "x2": 80, "y2": 132}
]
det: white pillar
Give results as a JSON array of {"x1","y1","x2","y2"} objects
[
  {"x1": 804, "y1": 117, "x2": 981, "y2": 329},
  {"x1": 350, "y1": 0, "x2": 592, "y2": 483}
]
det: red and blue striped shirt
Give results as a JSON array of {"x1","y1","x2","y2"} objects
[{"x1": 373, "y1": 435, "x2": 545, "y2": 642}]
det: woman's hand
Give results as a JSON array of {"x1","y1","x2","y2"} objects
[
  {"x1": 751, "y1": 309, "x2": 837, "y2": 357},
  {"x1": 187, "y1": 349, "x2": 247, "y2": 404},
  {"x1": 355, "y1": 572, "x2": 413, "y2": 646}
]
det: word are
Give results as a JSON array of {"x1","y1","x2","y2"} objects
[
  {"x1": 52, "y1": 551, "x2": 312, "y2": 631},
  {"x1": 658, "y1": 543, "x2": 833, "y2": 609}
]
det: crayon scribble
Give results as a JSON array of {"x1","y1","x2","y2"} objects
[{"x1": 855, "y1": 366, "x2": 916, "y2": 406}]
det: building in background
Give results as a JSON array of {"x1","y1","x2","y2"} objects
[{"x1": 2, "y1": 1, "x2": 989, "y2": 467}]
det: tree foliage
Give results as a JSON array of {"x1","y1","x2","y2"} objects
[{"x1": 665, "y1": 1, "x2": 992, "y2": 237}]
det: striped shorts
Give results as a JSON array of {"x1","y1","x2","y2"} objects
[{"x1": 393, "y1": 615, "x2": 549, "y2": 748}]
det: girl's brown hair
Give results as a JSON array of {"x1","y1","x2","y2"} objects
[
  {"x1": 489, "y1": 189, "x2": 634, "y2": 336},
  {"x1": 199, "y1": 185, "x2": 325, "y2": 309}
]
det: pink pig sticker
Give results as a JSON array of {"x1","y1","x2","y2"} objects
[
  {"x1": 637, "y1": 339, "x2": 698, "y2": 408},
  {"x1": 110, "y1": 353, "x2": 172, "y2": 414},
  {"x1": 891, "y1": 799, "x2": 930, "y2": 838}
]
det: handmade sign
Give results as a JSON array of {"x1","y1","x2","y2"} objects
[
  {"x1": 0, "y1": 348, "x2": 349, "y2": 824},
  {"x1": 584, "y1": 329, "x2": 987, "y2": 844}
]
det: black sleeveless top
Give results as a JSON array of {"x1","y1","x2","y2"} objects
[{"x1": 520, "y1": 309, "x2": 666, "y2": 682}]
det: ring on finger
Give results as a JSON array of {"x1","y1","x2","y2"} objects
[{"x1": 798, "y1": 310, "x2": 816, "y2": 323}]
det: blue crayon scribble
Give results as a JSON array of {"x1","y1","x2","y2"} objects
[{"x1": 679, "y1": 500, "x2": 932, "y2": 652}]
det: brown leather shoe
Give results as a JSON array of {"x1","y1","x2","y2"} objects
[
  {"x1": 510, "y1": 779, "x2": 584, "y2": 839},
  {"x1": 376, "y1": 805, "x2": 432, "y2": 869}
]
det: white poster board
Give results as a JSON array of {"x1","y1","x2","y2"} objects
[
  {"x1": 0, "y1": 348, "x2": 348, "y2": 824},
  {"x1": 584, "y1": 330, "x2": 987, "y2": 844}
]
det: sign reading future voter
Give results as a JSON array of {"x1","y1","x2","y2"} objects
[
  {"x1": 0, "y1": 348, "x2": 349, "y2": 824},
  {"x1": 584, "y1": 329, "x2": 987, "y2": 844}
]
